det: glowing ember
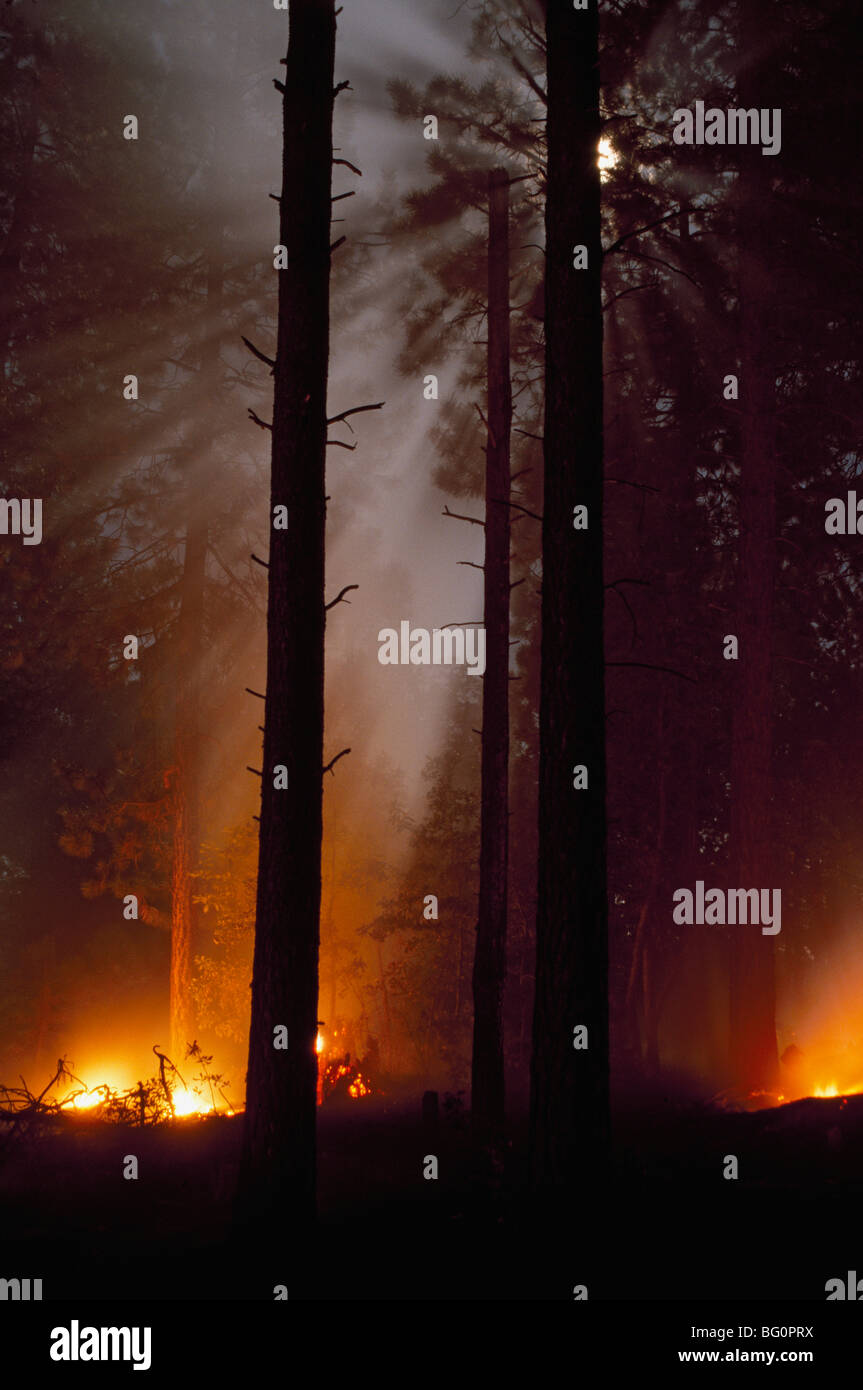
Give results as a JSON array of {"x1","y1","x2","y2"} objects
[{"x1": 315, "y1": 1032, "x2": 324, "y2": 1054}]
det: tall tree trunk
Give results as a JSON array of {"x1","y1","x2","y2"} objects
[
  {"x1": 530, "y1": 0, "x2": 608, "y2": 1192},
  {"x1": 169, "y1": 190, "x2": 224, "y2": 1061},
  {"x1": 169, "y1": 512, "x2": 206, "y2": 1062},
  {"x1": 471, "y1": 168, "x2": 512, "y2": 1140},
  {"x1": 728, "y1": 157, "x2": 779, "y2": 1094},
  {"x1": 239, "y1": 0, "x2": 335, "y2": 1236},
  {"x1": 728, "y1": 23, "x2": 780, "y2": 1094}
]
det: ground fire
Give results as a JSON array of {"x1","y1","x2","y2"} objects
[{"x1": 0, "y1": 1044, "x2": 234, "y2": 1132}]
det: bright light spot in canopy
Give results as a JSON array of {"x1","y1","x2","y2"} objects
[{"x1": 598, "y1": 137, "x2": 619, "y2": 180}]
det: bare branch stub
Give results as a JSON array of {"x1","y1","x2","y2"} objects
[
  {"x1": 251, "y1": 554, "x2": 269, "y2": 569},
  {"x1": 607, "y1": 660, "x2": 697, "y2": 684},
  {"x1": 443, "y1": 504, "x2": 484, "y2": 528},
  {"x1": 246, "y1": 766, "x2": 264, "y2": 778},
  {"x1": 325, "y1": 583, "x2": 359, "y2": 612},
  {"x1": 322, "y1": 748, "x2": 351, "y2": 777},
  {"x1": 333, "y1": 80, "x2": 352, "y2": 98},
  {"x1": 606, "y1": 583, "x2": 638, "y2": 646},
  {"x1": 333, "y1": 156, "x2": 362, "y2": 176},
  {"x1": 474, "y1": 400, "x2": 497, "y2": 450},
  {"x1": 245, "y1": 688, "x2": 266, "y2": 701},
  {"x1": 331, "y1": 191, "x2": 356, "y2": 203},
  {"x1": 327, "y1": 439, "x2": 357, "y2": 451},
  {"x1": 242, "y1": 336, "x2": 276, "y2": 370},
  {"x1": 490, "y1": 496, "x2": 543, "y2": 522},
  {"x1": 330, "y1": 236, "x2": 347, "y2": 253},
  {"x1": 606, "y1": 477, "x2": 660, "y2": 494},
  {"x1": 248, "y1": 409, "x2": 273, "y2": 432},
  {"x1": 326, "y1": 401, "x2": 385, "y2": 432}
]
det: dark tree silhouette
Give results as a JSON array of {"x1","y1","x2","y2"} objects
[
  {"x1": 239, "y1": 0, "x2": 336, "y2": 1234},
  {"x1": 530, "y1": 0, "x2": 608, "y2": 1192},
  {"x1": 728, "y1": 19, "x2": 781, "y2": 1094},
  {"x1": 472, "y1": 169, "x2": 513, "y2": 1140}
]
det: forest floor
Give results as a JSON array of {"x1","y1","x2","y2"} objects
[{"x1": 1, "y1": 1087, "x2": 862, "y2": 1300}]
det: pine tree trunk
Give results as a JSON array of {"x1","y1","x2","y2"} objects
[
  {"x1": 169, "y1": 212, "x2": 224, "y2": 1063},
  {"x1": 728, "y1": 19, "x2": 780, "y2": 1094},
  {"x1": 169, "y1": 513, "x2": 206, "y2": 1062},
  {"x1": 239, "y1": 0, "x2": 335, "y2": 1236},
  {"x1": 471, "y1": 168, "x2": 512, "y2": 1140},
  {"x1": 530, "y1": 0, "x2": 608, "y2": 1192},
  {"x1": 728, "y1": 157, "x2": 779, "y2": 1094}
]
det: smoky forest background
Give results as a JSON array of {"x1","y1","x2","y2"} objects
[{"x1": 1, "y1": 0, "x2": 862, "y2": 1302}]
